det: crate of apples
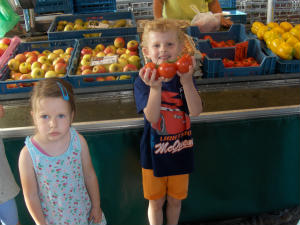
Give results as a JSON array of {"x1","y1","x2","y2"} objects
[
  {"x1": 0, "y1": 39, "x2": 77, "y2": 93},
  {"x1": 68, "y1": 35, "x2": 143, "y2": 88}
]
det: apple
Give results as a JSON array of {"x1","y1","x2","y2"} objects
[
  {"x1": 128, "y1": 55, "x2": 141, "y2": 69},
  {"x1": 26, "y1": 55, "x2": 38, "y2": 64},
  {"x1": 104, "y1": 45, "x2": 116, "y2": 55},
  {"x1": 31, "y1": 61, "x2": 42, "y2": 70},
  {"x1": 25, "y1": 52, "x2": 37, "y2": 58},
  {"x1": 92, "y1": 65, "x2": 106, "y2": 73},
  {"x1": 45, "y1": 70, "x2": 57, "y2": 78},
  {"x1": 118, "y1": 58, "x2": 128, "y2": 68},
  {"x1": 105, "y1": 75, "x2": 116, "y2": 81},
  {"x1": 95, "y1": 44, "x2": 105, "y2": 52},
  {"x1": 41, "y1": 63, "x2": 54, "y2": 72},
  {"x1": 37, "y1": 53, "x2": 46, "y2": 58},
  {"x1": 108, "y1": 63, "x2": 123, "y2": 73},
  {"x1": 63, "y1": 55, "x2": 71, "y2": 63},
  {"x1": 20, "y1": 73, "x2": 32, "y2": 80},
  {"x1": 65, "y1": 47, "x2": 74, "y2": 55},
  {"x1": 8, "y1": 59, "x2": 20, "y2": 72},
  {"x1": 123, "y1": 64, "x2": 138, "y2": 72},
  {"x1": 48, "y1": 53, "x2": 59, "y2": 62},
  {"x1": 81, "y1": 69, "x2": 93, "y2": 75},
  {"x1": 31, "y1": 68, "x2": 45, "y2": 79},
  {"x1": 15, "y1": 54, "x2": 26, "y2": 63},
  {"x1": 11, "y1": 72, "x2": 22, "y2": 80},
  {"x1": 116, "y1": 48, "x2": 127, "y2": 55},
  {"x1": 119, "y1": 75, "x2": 131, "y2": 80},
  {"x1": 81, "y1": 47, "x2": 93, "y2": 56},
  {"x1": 0, "y1": 49, "x2": 5, "y2": 57},
  {"x1": 120, "y1": 53, "x2": 130, "y2": 60},
  {"x1": 42, "y1": 50, "x2": 51, "y2": 55},
  {"x1": 53, "y1": 49, "x2": 64, "y2": 55},
  {"x1": 0, "y1": 38, "x2": 11, "y2": 45},
  {"x1": 32, "y1": 50, "x2": 40, "y2": 56},
  {"x1": 114, "y1": 37, "x2": 125, "y2": 48},
  {"x1": 0, "y1": 43, "x2": 8, "y2": 50},
  {"x1": 64, "y1": 24, "x2": 74, "y2": 31},
  {"x1": 96, "y1": 76, "x2": 105, "y2": 82},
  {"x1": 53, "y1": 58, "x2": 66, "y2": 65},
  {"x1": 126, "y1": 49, "x2": 138, "y2": 56},
  {"x1": 54, "y1": 63, "x2": 67, "y2": 74},
  {"x1": 38, "y1": 56, "x2": 49, "y2": 64},
  {"x1": 96, "y1": 52, "x2": 106, "y2": 57},
  {"x1": 80, "y1": 65, "x2": 92, "y2": 71},
  {"x1": 127, "y1": 40, "x2": 139, "y2": 51},
  {"x1": 19, "y1": 62, "x2": 31, "y2": 74}
]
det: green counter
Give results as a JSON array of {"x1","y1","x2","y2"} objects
[{"x1": 4, "y1": 107, "x2": 299, "y2": 225}]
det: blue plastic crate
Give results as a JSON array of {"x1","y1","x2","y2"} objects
[
  {"x1": 34, "y1": 0, "x2": 73, "y2": 14},
  {"x1": 200, "y1": 39, "x2": 276, "y2": 78},
  {"x1": 0, "y1": 39, "x2": 78, "y2": 94},
  {"x1": 223, "y1": 10, "x2": 247, "y2": 24},
  {"x1": 68, "y1": 35, "x2": 144, "y2": 88},
  {"x1": 47, "y1": 12, "x2": 137, "y2": 40},
  {"x1": 260, "y1": 41, "x2": 300, "y2": 74},
  {"x1": 73, "y1": 0, "x2": 116, "y2": 14},
  {"x1": 187, "y1": 24, "x2": 250, "y2": 48},
  {"x1": 219, "y1": 0, "x2": 236, "y2": 9}
]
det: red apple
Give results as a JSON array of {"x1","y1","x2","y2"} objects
[
  {"x1": 54, "y1": 62, "x2": 67, "y2": 74},
  {"x1": 65, "y1": 47, "x2": 74, "y2": 55},
  {"x1": 123, "y1": 64, "x2": 138, "y2": 72},
  {"x1": 0, "y1": 38, "x2": 11, "y2": 45},
  {"x1": 80, "y1": 65, "x2": 92, "y2": 71},
  {"x1": 26, "y1": 55, "x2": 38, "y2": 64},
  {"x1": 114, "y1": 37, "x2": 125, "y2": 48},
  {"x1": 15, "y1": 54, "x2": 26, "y2": 63},
  {"x1": 0, "y1": 49, "x2": 5, "y2": 57},
  {"x1": 81, "y1": 69, "x2": 93, "y2": 75},
  {"x1": 104, "y1": 45, "x2": 116, "y2": 55},
  {"x1": 127, "y1": 40, "x2": 139, "y2": 51},
  {"x1": 81, "y1": 47, "x2": 93, "y2": 56},
  {"x1": 94, "y1": 44, "x2": 105, "y2": 52},
  {"x1": 96, "y1": 76, "x2": 105, "y2": 82},
  {"x1": 105, "y1": 75, "x2": 116, "y2": 81},
  {"x1": 116, "y1": 48, "x2": 127, "y2": 55},
  {"x1": 92, "y1": 65, "x2": 106, "y2": 73}
]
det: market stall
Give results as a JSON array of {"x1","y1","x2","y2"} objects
[{"x1": 0, "y1": 0, "x2": 299, "y2": 224}]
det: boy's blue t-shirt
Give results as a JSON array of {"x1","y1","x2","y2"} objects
[{"x1": 134, "y1": 75, "x2": 194, "y2": 177}]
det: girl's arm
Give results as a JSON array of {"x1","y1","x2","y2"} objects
[
  {"x1": 153, "y1": 0, "x2": 164, "y2": 19},
  {"x1": 19, "y1": 146, "x2": 48, "y2": 225},
  {"x1": 80, "y1": 134, "x2": 102, "y2": 223}
]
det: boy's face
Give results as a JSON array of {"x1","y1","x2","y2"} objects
[{"x1": 143, "y1": 30, "x2": 182, "y2": 65}]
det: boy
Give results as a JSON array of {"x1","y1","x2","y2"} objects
[{"x1": 134, "y1": 19, "x2": 203, "y2": 225}]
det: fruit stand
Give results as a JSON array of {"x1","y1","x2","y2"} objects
[{"x1": 0, "y1": 0, "x2": 299, "y2": 224}]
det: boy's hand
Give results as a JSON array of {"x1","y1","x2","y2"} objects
[
  {"x1": 139, "y1": 67, "x2": 165, "y2": 88},
  {"x1": 0, "y1": 105, "x2": 4, "y2": 118},
  {"x1": 177, "y1": 56, "x2": 195, "y2": 86},
  {"x1": 88, "y1": 206, "x2": 102, "y2": 224}
]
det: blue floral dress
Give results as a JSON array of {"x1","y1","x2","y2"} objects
[{"x1": 25, "y1": 127, "x2": 91, "y2": 225}]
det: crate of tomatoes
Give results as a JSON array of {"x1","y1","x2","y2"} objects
[{"x1": 200, "y1": 39, "x2": 276, "y2": 78}]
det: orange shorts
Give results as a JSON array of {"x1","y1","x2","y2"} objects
[{"x1": 142, "y1": 168, "x2": 189, "y2": 200}]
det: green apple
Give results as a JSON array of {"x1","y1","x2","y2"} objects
[
  {"x1": 128, "y1": 55, "x2": 141, "y2": 69},
  {"x1": 45, "y1": 70, "x2": 57, "y2": 78},
  {"x1": 108, "y1": 63, "x2": 123, "y2": 73},
  {"x1": 31, "y1": 68, "x2": 45, "y2": 79}
]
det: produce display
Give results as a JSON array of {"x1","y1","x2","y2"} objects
[
  {"x1": 5, "y1": 47, "x2": 74, "y2": 88},
  {"x1": 251, "y1": 21, "x2": 300, "y2": 60},
  {"x1": 74, "y1": 36, "x2": 141, "y2": 82},
  {"x1": 222, "y1": 57, "x2": 259, "y2": 68},
  {"x1": 200, "y1": 35, "x2": 236, "y2": 48}
]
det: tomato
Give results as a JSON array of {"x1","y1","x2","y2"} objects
[
  {"x1": 176, "y1": 54, "x2": 192, "y2": 73},
  {"x1": 210, "y1": 40, "x2": 218, "y2": 48},
  {"x1": 157, "y1": 62, "x2": 177, "y2": 78},
  {"x1": 222, "y1": 58, "x2": 234, "y2": 67},
  {"x1": 226, "y1": 40, "x2": 235, "y2": 46},
  {"x1": 203, "y1": 35, "x2": 213, "y2": 42},
  {"x1": 242, "y1": 58, "x2": 252, "y2": 67},
  {"x1": 143, "y1": 62, "x2": 158, "y2": 79}
]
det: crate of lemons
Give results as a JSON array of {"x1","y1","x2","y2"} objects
[
  {"x1": 73, "y1": 36, "x2": 140, "y2": 82},
  {"x1": 6, "y1": 47, "x2": 74, "y2": 86},
  {"x1": 57, "y1": 18, "x2": 130, "y2": 38},
  {"x1": 251, "y1": 21, "x2": 300, "y2": 60}
]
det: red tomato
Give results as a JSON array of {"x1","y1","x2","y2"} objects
[
  {"x1": 203, "y1": 35, "x2": 213, "y2": 42},
  {"x1": 157, "y1": 62, "x2": 177, "y2": 78},
  {"x1": 226, "y1": 40, "x2": 235, "y2": 46},
  {"x1": 222, "y1": 58, "x2": 234, "y2": 67},
  {"x1": 143, "y1": 62, "x2": 158, "y2": 79},
  {"x1": 242, "y1": 58, "x2": 252, "y2": 67},
  {"x1": 176, "y1": 54, "x2": 193, "y2": 73}
]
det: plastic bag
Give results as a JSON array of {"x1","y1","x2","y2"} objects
[{"x1": 190, "y1": 5, "x2": 221, "y2": 33}]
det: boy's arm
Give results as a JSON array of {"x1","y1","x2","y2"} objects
[
  {"x1": 153, "y1": 0, "x2": 164, "y2": 19},
  {"x1": 19, "y1": 146, "x2": 48, "y2": 225},
  {"x1": 80, "y1": 134, "x2": 102, "y2": 223},
  {"x1": 143, "y1": 86, "x2": 162, "y2": 123}
]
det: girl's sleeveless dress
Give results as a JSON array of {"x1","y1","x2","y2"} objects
[{"x1": 25, "y1": 127, "x2": 91, "y2": 225}]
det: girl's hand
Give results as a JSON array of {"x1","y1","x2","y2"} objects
[
  {"x1": 177, "y1": 56, "x2": 196, "y2": 86},
  {"x1": 0, "y1": 105, "x2": 4, "y2": 118},
  {"x1": 88, "y1": 207, "x2": 102, "y2": 224},
  {"x1": 139, "y1": 67, "x2": 165, "y2": 88}
]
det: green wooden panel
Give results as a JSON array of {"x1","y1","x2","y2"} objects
[{"x1": 4, "y1": 115, "x2": 299, "y2": 224}]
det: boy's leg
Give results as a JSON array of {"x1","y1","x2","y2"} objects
[
  {"x1": 166, "y1": 196, "x2": 181, "y2": 225},
  {"x1": 148, "y1": 197, "x2": 166, "y2": 225},
  {"x1": 166, "y1": 174, "x2": 189, "y2": 225}
]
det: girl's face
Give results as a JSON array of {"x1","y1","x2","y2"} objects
[
  {"x1": 143, "y1": 30, "x2": 182, "y2": 65},
  {"x1": 32, "y1": 97, "x2": 74, "y2": 143}
]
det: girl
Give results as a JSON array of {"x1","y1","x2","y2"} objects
[{"x1": 19, "y1": 78, "x2": 105, "y2": 225}]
